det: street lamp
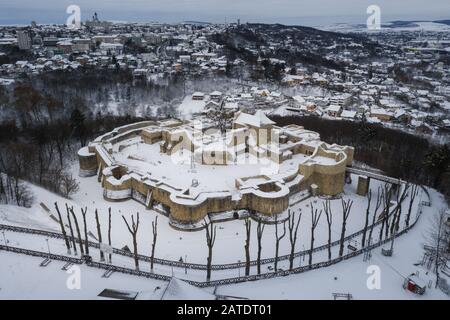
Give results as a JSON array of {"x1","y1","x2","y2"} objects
[
  {"x1": 45, "y1": 239, "x2": 51, "y2": 255},
  {"x1": 185, "y1": 255, "x2": 187, "y2": 274}
]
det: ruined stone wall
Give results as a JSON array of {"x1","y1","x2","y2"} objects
[
  {"x1": 141, "y1": 130, "x2": 163, "y2": 144},
  {"x1": 312, "y1": 171, "x2": 346, "y2": 195},
  {"x1": 247, "y1": 193, "x2": 289, "y2": 216},
  {"x1": 78, "y1": 154, "x2": 98, "y2": 176},
  {"x1": 170, "y1": 201, "x2": 209, "y2": 223},
  {"x1": 79, "y1": 120, "x2": 356, "y2": 229}
]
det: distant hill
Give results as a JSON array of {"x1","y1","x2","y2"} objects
[
  {"x1": 434, "y1": 20, "x2": 450, "y2": 26},
  {"x1": 384, "y1": 19, "x2": 450, "y2": 28},
  {"x1": 182, "y1": 21, "x2": 212, "y2": 25}
]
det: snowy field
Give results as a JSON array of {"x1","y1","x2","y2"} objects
[
  {"x1": 113, "y1": 136, "x2": 310, "y2": 194},
  {"x1": 0, "y1": 160, "x2": 449, "y2": 299}
]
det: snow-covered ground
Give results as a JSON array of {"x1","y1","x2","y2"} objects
[
  {"x1": 0, "y1": 250, "x2": 168, "y2": 300},
  {"x1": 113, "y1": 138, "x2": 301, "y2": 194}
]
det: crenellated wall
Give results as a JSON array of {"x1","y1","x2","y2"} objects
[{"x1": 79, "y1": 119, "x2": 354, "y2": 230}]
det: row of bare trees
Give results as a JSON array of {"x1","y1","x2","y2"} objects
[
  {"x1": 270, "y1": 115, "x2": 450, "y2": 198},
  {"x1": 121, "y1": 212, "x2": 159, "y2": 272},
  {"x1": 0, "y1": 139, "x2": 79, "y2": 204},
  {"x1": 53, "y1": 204, "x2": 159, "y2": 272},
  {"x1": 359, "y1": 183, "x2": 420, "y2": 251},
  {"x1": 0, "y1": 172, "x2": 33, "y2": 207},
  {"x1": 204, "y1": 198, "x2": 356, "y2": 281}
]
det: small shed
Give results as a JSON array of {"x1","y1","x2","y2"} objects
[{"x1": 403, "y1": 273, "x2": 426, "y2": 295}]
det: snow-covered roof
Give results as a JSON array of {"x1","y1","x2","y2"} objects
[
  {"x1": 370, "y1": 107, "x2": 393, "y2": 116},
  {"x1": 394, "y1": 109, "x2": 407, "y2": 118},
  {"x1": 210, "y1": 90, "x2": 222, "y2": 96},
  {"x1": 341, "y1": 110, "x2": 357, "y2": 119},
  {"x1": 293, "y1": 95, "x2": 306, "y2": 104},
  {"x1": 326, "y1": 105, "x2": 342, "y2": 112},
  {"x1": 0, "y1": 78, "x2": 15, "y2": 86}
]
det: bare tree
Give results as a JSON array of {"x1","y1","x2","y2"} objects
[
  {"x1": 323, "y1": 199, "x2": 333, "y2": 260},
  {"x1": 70, "y1": 206, "x2": 84, "y2": 255},
  {"x1": 256, "y1": 219, "x2": 265, "y2": 275},
  {"x1": 405, "y1": 184, "x2": 419, "y2": 227},
  {"x1": 390, "y1": 184, "x2": 409, "y2": 236},
  {"x1": 95, "y1": 209, "x2": 105, "y2": 262},
  {"x1": 361, "y1": 189, "x2": 372, "y2": 248},
  {"x1": 426, "y1": 210, "x2": 449, "y2": 288},
  {"x1": 204, "y1": 219, "x2": 217, "y2": 281},
  {"x1": 309, "y1": 203, "x2": 322, "y2": 266},
  {"x1": 379, "y1": 184, "x2": 392, "y2": 242},
  {"x1": 368, "y1": 187, "x2": 383, "y2": 246},
  {"x1": 274, "y1": 214, "x2": 287, "y2": 271},
  {"x1": 288, "y1": 209, "x2": 302, "y2": 270},
  {"x1": 13, "y1": 179, "x2": 33, "y2": 207},
  {"x1": 81, "y1": 207, "x2": 89, "y2": 255},
  {"x1": 108, "y1": 207, "x2": 112, "y2": 263},
  {"x1": 65, "y1": 204, "x2": 77, "y2": 256},
  {"x1": 384, "y1": 184, "x2": 403, "y2": 240},
  {"x1": 54, "y1": 202, "x2": 71, "y2": 254},
  {"x1": 338, "y1": 199, "x2": 353, "y2": 257},
  {"x1": 122, "y1": 212, "x2": 140, "y2": 271},
  {"x1": 150, "y1": 216, "x2": 158, "y2": 272},
  {"x1": 244, "y1": 217, "x2": 251, "y2": 276}
]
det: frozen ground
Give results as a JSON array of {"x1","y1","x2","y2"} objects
[
  {"x1": 0, "y1": 161, "x2": 448, "y2": 299},
  {"x1": 0, "y1": 250, "x2": 168, "y2": 300}
]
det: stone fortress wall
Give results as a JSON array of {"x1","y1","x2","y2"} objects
[{"x1": 78, "y1": 114, "x2": 354, "y2": 230}]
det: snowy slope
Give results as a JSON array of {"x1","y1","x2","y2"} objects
[{"x1": 0, "y1": 205, "x2": 59, "y2": 232}]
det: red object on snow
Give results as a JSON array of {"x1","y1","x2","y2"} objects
[{"x1": 407, "y1": 281, "x2": 415, "y2": 292}]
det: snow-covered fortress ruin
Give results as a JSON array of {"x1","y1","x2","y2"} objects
[{"x1": 78, "y1": 111, "x2": 355, "y2": 230}]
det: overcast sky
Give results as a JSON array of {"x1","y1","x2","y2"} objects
[{"x1": 1, "y1": 0, "x2": 449, "y2": 25}]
